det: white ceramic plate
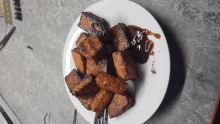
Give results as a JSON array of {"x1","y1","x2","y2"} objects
[{"x1": 63, "y1": 0, "x2": 170, "y2": 124}]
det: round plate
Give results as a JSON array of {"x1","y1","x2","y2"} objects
[{"x1": 63, "y1": 0, "x2": 170, "y2": 124}]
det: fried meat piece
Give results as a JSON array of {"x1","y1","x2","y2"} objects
[
  {"x1": 78, "y1": 12, "x2": 109, "y2": 39},
  {"x1": 108, "y1": 92, "x2": 134, "y2": 118},
  {"x1": 95, "y1": 72, "x2": 127, "y2": 94},
  {"x1": 76, "y1": 33, "x2": 89, "y2": 47},
  {"x1": 86, "y1": 57, "x2": 108, "y2": 76},
  {"x1": 65, "y1": 69, "x2": 81, "y2": 93},
  {"x1": 78, "y1": 36, "x2": 105, "y2": 63},
  {"x1": 91, "y1": 89, "x2": 113, "y2": 115},
  {"x1": 112, "y1": 51, "x2": 139, "y2": 80},
  {"x1": 72, "y1": 48, "x2": 86, "y2": 74},
  {"x1": 72, "y1": 75, "x2": 100, "y2": 95},
  {"x1": 109, "y1": 23, "x2": 130, "y2": 51},
  {"x1": 98, "y1": 58, "x2": 108, "y2": 73},
  {"x1": 75, "y1": 93, "x2": 97, "y2": 110},
  {"x1": 86, "y1": 58, "x2": 100, "y2": 76}
]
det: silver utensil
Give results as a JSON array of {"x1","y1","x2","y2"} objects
[
  {"x1": 94, "y1": 108, "x2": 108, "y2": 124},
  {"x1": 73, "y1": 109, "x2": 77, "y2": 124}
]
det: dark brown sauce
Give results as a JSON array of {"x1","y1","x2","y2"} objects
[
  {"x1": 151, "y1": 61, "x2": 156, "y2": 74},
  {"x1": 150, "y1": 51, "x2": 154, "y2": 56},
  {"x1": 126, "y1": 25, "x2": 161, "y2": 64}
]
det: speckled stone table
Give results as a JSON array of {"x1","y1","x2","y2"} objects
[{"x1": 0, "y1": 0, "x2": 219, "y2": 124}]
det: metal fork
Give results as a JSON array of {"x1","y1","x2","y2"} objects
[
  {"x1": 94, "y1": 108, "x2": 108, "y2": 124},
  {"x1": 73, "y1": 109, "x2": 77, "y2": 124}
]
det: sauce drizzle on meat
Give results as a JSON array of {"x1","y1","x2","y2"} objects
[{"x1": 126, "y1": 25, "x2": 161, "y2": 64}]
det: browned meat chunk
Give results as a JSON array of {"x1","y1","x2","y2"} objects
[
  {"x1": 95, "y1": 72, "x2": 127, "y2": 94},
  {"x1": 108, "y1": 92, "x2": 134, "y2": 118},
  {"x1": 76, "y1": 33, "x2": 89, "y2": 47},
  {"x1": 91, "y1": 89, "x2": 113, "y2": 115},
  {"x1": 72, "y1": 48, "x2": 86, "y2": 74},
  {"x1": 86, "y1": 57, "x2": 108, "y2": 76},
  {"x1": 65, "y1": 69, "x2": 81, "y2": 93},
  {"x1": 72, "y1": 75, "x2": 100, "y2": 95},
  {"x1": 86, "y1": 58, "x2": 100, "y2": 76},
  {"x1": 78, "y1": 12, "x2": 109, "y2": 39},
  {"x1": 98, "y1": 58, "x2": 108, "y2": 73},
  {"x1": 109, "y1": 23, "x2": 130, "y2": 51},
  {"x1": 75, "y1": 93, "x2": 97, "y2": 110},
  {"x1": 112, "y1": 51, "x2": 139, "y2": 80},
  {"x1": 78, "y1": 36, "x2": 105, "y2": 63}
]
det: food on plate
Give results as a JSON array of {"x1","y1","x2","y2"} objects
[
  {"x1": 65, "y1": 11, "x2": 161, "y2": 118},
  {"x1": 78, "y1": 12, "x2": 109, "y2": 39},
  {"x1": 65, "y1": 70, "x2": 98, "y2": 110},
  {"x1": 72, "y1": 48, "x2": 86, "y2": 74},
  {"x1": 98, "y1": 58, "x2": 108, "y2": 73},
  {"x1": 106, "y1": 43, "x2": 115, "y2": 54},
  {"x1": 86, "y1": 57, "x2": 108, "y2": 76},
  {"x1": 75, "y1": 93, "x2": 97, "y2": 110},
  {"x1": 76, "y1": 33, "x2": 89, "y2": 47},
  {"x1": 106, "y1": 55, "x2": 118, "y2": 76},
  {"x1": 78, "y1": 35, "x2": 105, "y2": 63},
  {"x1": 91, "y1": 89, "x2": 114, "y2": 115},
  {"x1": 65, "y1": 69, "x2": 81, "y2": 93},
  {"x1": 108, "y1": 91, "x2": 134, "y2": 118},
  {"x1": 112, "y1": 50, "x2": 139, "y2": 80},
  {"x1": 95, "y1": 72, "x2": 128, "y2": 94},
  {"x1": 109, "y1": 23, "x2": 130, "y2": 51},
  {"x1": 86, "y1": 58, "x2": 100, "y2": 76},
  {"x1": 72, "y1": 75, "x2": 100, "y2": 95},
  {"x1": 126, "y1": 25, "x2": 160, "y2": 64}
]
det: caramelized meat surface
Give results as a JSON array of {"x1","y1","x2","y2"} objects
[
  {"x1": 86, "y1": 58, "x2": 100, "y2": 76},
  {"x1": 76, "y1": 33, "x2": 89, "y2": 47},
  {"x1": 96, "y1": 72, "x2": 127, "y2": 94},
  {"x1": 78, "y1": 12, "x2": 109, "y2": 39},
  {"x1": 72, "y1": 48, "x2": 86, "y2": 74},
  {"x1": 86, "y1": 57, "x2": 109, "y2": 76},
  {"x1": 75, "y1": 93, "x2": 97, "y2": 110},
  {"x1": 72, "y1": 75, "x2": 100, "y2": 95},
  {"x1": 65, "y1": 69, "x2": 81, "y2": 93},
  {"x1": 109, "y1": 23, "x2": 130, "y2": 51},
  {"x1": 91, "y1": 89, "x2": 113, "y2": 115},
  {"x1": 78, "y1": 36, "x2": 105, "y2": 63},
  {"x1": 108, "y1": 92, "x2": 134, "y2": 118},
  {"x1": 112, "y1": 51, "x2": 139, "y2": 80}
]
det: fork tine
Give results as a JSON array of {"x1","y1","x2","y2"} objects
[
  {"x1": 94, "y1": 109, "x2": 107, "y2": 124},
  {"x1": 101, "y1": 110, "x2": 105, "y2": 124},
  {"x1": 73, "y1": 109, "x2": 77, "y2": 124},
  {"x1": 100, "y1": 108, "x2": 108, "y2": 124},
  {"x1": 94, "y1": 114, "x2": 100, "y2": 124},
  {"x1": 98, "y1": 116, "x2": 101, "y2": 124},
  {"x1": 104, "y1": 109, "x2": 108, "y2": 124}
]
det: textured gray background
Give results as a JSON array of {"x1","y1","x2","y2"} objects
[{"x1": 0, "y1": 0, "x2": 220, "y2": 124}]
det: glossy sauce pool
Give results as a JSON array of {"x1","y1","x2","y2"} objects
[{"x1": 126, "y1": 25, "x2": 161, "y2": 64}]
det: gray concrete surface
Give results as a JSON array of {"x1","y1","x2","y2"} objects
[{"x1": 0, "y1": 0, "x2": 220, "y2": 124}]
